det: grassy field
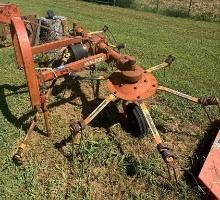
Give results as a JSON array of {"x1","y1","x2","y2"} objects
[
  {"x1": 0, "y1": 0, "x2": 220, "y2": 199},
  {"x1": 135, "y1": 0, "x2": 220, "y2": 21}
]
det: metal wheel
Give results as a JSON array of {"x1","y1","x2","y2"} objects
[{"x1": 126, "y1": 103, "x2": 148, "y2": 138}]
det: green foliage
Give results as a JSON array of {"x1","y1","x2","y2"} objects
[
  {"x1": 133, "y1": 1, "x2": 220, "y2": 22},
  {"x1": 116, "y1": 0, "x2": 135, "y2": 8},
  {"x1": 81, "y1": 0, "x2": 135, "y2": 8},
  {"x1": 162, "y1": 7, "x2": 188, "y2": 18}
]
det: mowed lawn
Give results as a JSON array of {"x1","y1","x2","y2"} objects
[{"x1": 0, "y1": 0, "x2": 219, "y2": 199}]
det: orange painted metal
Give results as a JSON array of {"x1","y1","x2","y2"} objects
[
  {"x1": 198, "y1": 130, "x2": 220, "y2": 200},
  {"x1": 11, "y1": 17, "x2": 41, "y2": 109},
  {"x1": 10, "y1": 22, "x2": 25, "y2": 69},
  {"x1": 40, "y1": 53, "x2": 107, "y2": 82},
  {"x1": 0, "y1": 4, "x2": 20, "y2": 24},
  {"x1": 107, "y1": 71, "x2": 158, "y2": 101},
  {"x1": 32, "y1": 37, "x2": 82, "y2": 55},
  {"x1": 0, "y1": 3, "x2": 168, "y2": 163}
]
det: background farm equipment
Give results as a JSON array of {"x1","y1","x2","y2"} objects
[{"x1": 0, "y1": 3, "x2": 219, "y2": 188}]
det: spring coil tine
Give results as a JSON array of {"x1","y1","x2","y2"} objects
[
  {"x1": 198, "y1": 96, "x2": 219, "y2": 106},
  {"x1": 167, "y1": 162, "x2": 178, "y2": 186}
]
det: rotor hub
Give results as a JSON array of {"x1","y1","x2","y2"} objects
[
  {"x1": 120, "y1": 66, "x2": 144, "y2": 83},
  {"x1": 107, "y1": 71, "x2": 157, "y2": 101}
]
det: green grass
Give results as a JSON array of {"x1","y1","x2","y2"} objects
[
  {"x1": 0, "y1": 0, "x2": 220, "y2": 199},
  {"x1": 134, "y1": 0, "x2": 220, "y2": 22}
]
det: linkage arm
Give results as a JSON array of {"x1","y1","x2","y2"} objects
[
  {"x1": 158, "y1": 86, "x2": 199, "y2": 103},
  {"x1": 146, "y1": 55, "x2": 175, "y2": 73},
  {"x1": 157, "y1": 85, "x2": 219, "y2": 106}
]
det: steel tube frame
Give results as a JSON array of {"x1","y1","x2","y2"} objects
[
  {"x1": 40, "y1": 53, "x2": 107, "y2": 82},
  {"x1": 32, "y1": 37, "x2": 82, "y2": 55}
]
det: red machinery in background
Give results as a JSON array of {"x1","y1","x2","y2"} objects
[
  {"x1": 0, "y1": 3, "x2": 219, "y2": 188},
  {"x1": 198, "y1": 129, "x2": 220, "y2": 199}
]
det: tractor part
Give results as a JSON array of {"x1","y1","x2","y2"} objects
[
  {"x1": 125, "y1": 103, "x2": 148, "y2": 138},
  {"x1": 157, "y1": 143, "x2": 177, "y2": 182},
  {"x1": 198, "y1": 129, "x2": 220, "y2": 199},
  {"x1": 139, "y1": 102, "x2": 163, "y2": 145},
  {"x1": 69, "y1": 43, "x2": 89, "y2": 61},
  {"x1": 107, "y1": 71, "x2": 158, "y2": 101},
  {"x1": 157, "y1": 143, "x2": 175, "y2": 163}
]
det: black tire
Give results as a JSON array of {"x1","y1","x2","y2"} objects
[{"x1": 126, "y1": 103, "x2": 148, "y2": 138}]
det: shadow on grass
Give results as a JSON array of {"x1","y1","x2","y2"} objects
[
  {"x1": 53, "y1": 77, "x2": 128, "y2": 157},
  {"x1": 0, "y1": 81, "x2": 81, "y2": 137},
  {"x1": 0, "y1": 43, "x2": 11, "y2": 49},
  {"x1": 0, "y1": 84, "x2": 35, "y2": 132},
  {"x1": 51, "y1": 76, "x2": 126, "y2": 131},
  {"x1": 0, "y1": 78, "x2": 139, "y2": 166},
  {"x1": 184, "y1": 119, "x2": 220, "y2": 199}
]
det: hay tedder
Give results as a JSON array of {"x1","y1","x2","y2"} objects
[{"x1": 0, "y1": 3, "x2": 219, "y2": 187}]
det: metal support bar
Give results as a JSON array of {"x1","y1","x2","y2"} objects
[
  {"x1": 78, "y1": 75, "x2": 107, "y2": 81},
  {"x1": 69, "y1": 94, "x2": 116, "y2": 139},
  {"x1": 84, "y1": 94, "x2": 116, "y2": 125},
  {"x1": 40, "y1": 53, "x2": 107, "y2": 82},
  {"x1": 41, "y1": 79, "x2": 57, "y2": 136},
  {"x1": 139, "y1": 102, "x2": 177, "y2": 182},
  {"x1": 146, "y1": 62, "x2": 170, "y2": 73},
  {"x1": 158, "y1": 86, "x2": 219, "y2": 121},
  {"x1": 32, "y1": 36, "x2": 82, "y2": 55},
  {"x1": 88, "y1": 30, "x2": 103, "y2": 35},
  {"x1": 146, "y1": 55, "x2": 175, "y2": 73},
  {"x1": 11, "y1": 17, "x2": 41, "y2": 109},
  {"x1": 13, "y1": 112, "x2": 39, "y2": 164},
  {"x1": 45, "y1": 79, "x2": 57, "y2": 100},
  {"x1": 13, "y1": 79, "x2": 56, "y2": 164},
  {"x1": 157, "y1": 85, "x2": 199, "y2": 103},
  {"x1": 42, "y1": 104, "x2": 52, "y2": 137},
  {"x1": 139, "y1": 102, "x2": 162, "y2": 144}
]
